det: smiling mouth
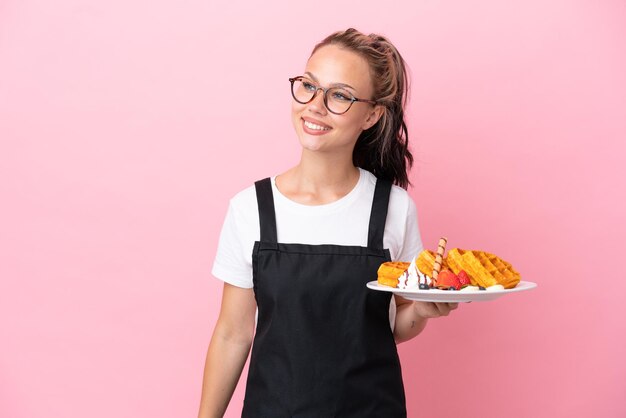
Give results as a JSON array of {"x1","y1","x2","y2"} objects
[{"x1": 303, "y1": 120, "x2": 331, "y2": 131}]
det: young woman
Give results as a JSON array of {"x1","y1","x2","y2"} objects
[{"x1": 198, "y1": 28, "x2": 458, "y2": 418}]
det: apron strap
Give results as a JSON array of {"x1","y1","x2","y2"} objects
[
  {"x1": 254, "y1": 178, "x2": 278, "y2": 245},
  {"x1": 255, "y1": 176, "x2": 391, "y2": 249},
  {"x1": 367, "y1": 178, "x2": 392, "y2": 249}
]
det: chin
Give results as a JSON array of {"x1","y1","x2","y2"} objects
[{"x1": 298, "y1": 136, "x2": 326, "y2": 152}]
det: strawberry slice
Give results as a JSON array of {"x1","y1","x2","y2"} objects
[
  {"x1": 436, "y1": 269, "x2": 461, "y2": 290},
  {"x1": 457, "y1": 270, "x2": 471, "y2": 287}
]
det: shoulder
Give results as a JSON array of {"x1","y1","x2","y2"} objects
[
  {"x1": 359, "y1": 169, "x2": 415, "y2": 215},
  {"x1": 389, "y1": 184, "x2": 414, "y2": 213},
  {"x1": 222, "y1": 181, "x2": 263, "y2": 234},
  {"x1": 229, "y1": 182, "x2": 258, "y2": 210},
  {"x1": 358, "y1": 169, "x2": 422, "y2": 260}
]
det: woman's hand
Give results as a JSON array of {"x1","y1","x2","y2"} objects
[
  {"x1": 412, "y1": 301, "x2": 458, "y2": 319},
  {"x1": 393, "y1": 296, "x2": 459, "y2": 343}
]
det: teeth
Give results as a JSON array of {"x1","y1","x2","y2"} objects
[{"x1": 304, "y1": 120, "x2": 330, "y2": 131}]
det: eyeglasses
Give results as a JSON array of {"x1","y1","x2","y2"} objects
[{"x1": 289, "y1": 76, "x2": 377, "y2": 115}]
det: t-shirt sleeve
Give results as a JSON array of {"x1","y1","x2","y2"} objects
[
  {"x1": 211, "y1": 200, "x2": 254, "y2": 289},
  {"x1": 396, "y1": 196, "x2": 423, "y2": 261}
]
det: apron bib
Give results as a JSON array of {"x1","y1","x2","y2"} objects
[{"x1": 242, "y1": 177, "x2": 406, "y2": 418}]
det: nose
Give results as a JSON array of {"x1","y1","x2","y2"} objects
[{"x1": 307, "y1": 87, "x2": 327, "y2": 114}]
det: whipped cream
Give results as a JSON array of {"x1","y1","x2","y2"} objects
[
  {"x1": 486, "y1": 284, "x2": 505, "y2": 291},
  {"x1": 397, "y1": 258, "x2": 431, "y2": 289}
]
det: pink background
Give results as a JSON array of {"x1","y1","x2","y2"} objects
[{"x1": 1, "y1": 0, "x2": 625, "y2": 417}]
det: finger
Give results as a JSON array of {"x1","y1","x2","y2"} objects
[
  {"x1": 448, "y1": 302, "x2": 459, "y2": 311},
  {"x1": 414, "y1": 302, "x2": 440, "y2": 318},
  {"x1": 434, "y1": 302, "x2": 450, "y2": 316},
  {"x1": 425, "y1": 303, "x2": 441, "y2": 318}
]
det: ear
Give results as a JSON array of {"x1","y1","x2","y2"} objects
[{"x1": 361, "y1": 105, "x2": 385, "y2": 131}]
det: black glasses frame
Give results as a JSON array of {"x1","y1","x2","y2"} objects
[{"x1": 289, "y1": 76, "x2": 378, "y2": 115}]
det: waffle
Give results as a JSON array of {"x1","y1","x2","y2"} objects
[
  {"x1": 377, "y1": 261, "x2": 410, "y2": 288},
  {"x1": 446, "y1": 248, "x2": 520, "y2": 289},
  {"x1": 415, "y1": 250, "x2": 449, "y2": 277}
]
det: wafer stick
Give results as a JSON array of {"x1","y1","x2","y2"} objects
[{"x1": 432, "y1": 237, "x2": 448, "y2": 283}]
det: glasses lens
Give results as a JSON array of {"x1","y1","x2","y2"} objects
[
  {"x1": 291, "y1": 78, "x2": 317, "y2": 104},
  {"x1": 290, "y1": 77, "x2": 356, "y2": 114},
  {"x1": 326, "y1": 87, "x2": 354, "y2": 114}
]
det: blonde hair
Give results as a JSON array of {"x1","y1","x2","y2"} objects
[{"x1": 311, "y1": 28, "x2": 413, "y2": 188}]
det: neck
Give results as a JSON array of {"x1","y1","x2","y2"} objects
[
  {"x1": 296, "y1": 149, "x2": 359, "y2": 187},
  {"x1": 275, "y1": 149, "x2": 361, "y2": 205}
]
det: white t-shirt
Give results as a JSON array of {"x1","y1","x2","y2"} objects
[{"x1": 212, "y1": 168, "x2": 423, "y2": 329}]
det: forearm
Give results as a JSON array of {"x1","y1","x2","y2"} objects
[
  {"x1": 197, "y1": 325, "x2": 253, "y2": 418},
  {"x1": 393, "y1": 298, "x2": 428, "y2": 344}
]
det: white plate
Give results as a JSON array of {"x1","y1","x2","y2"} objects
[{"x1": 366, "y1": 280, "x2": 537, "y2": 303}]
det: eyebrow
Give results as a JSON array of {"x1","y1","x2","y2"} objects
[{"x1": 304, "y1": 72, "x2": 357, "y2": 92}]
